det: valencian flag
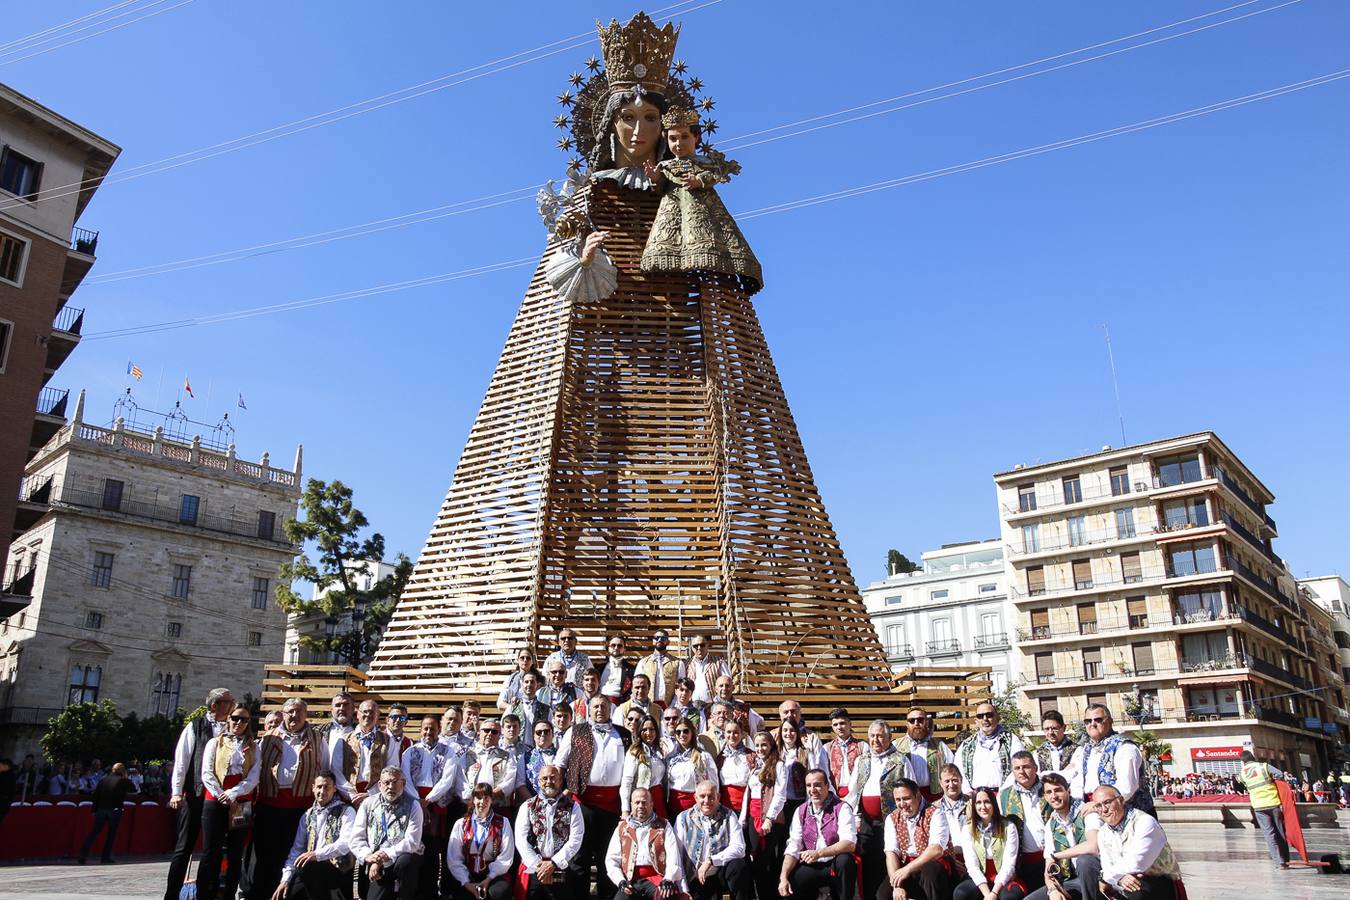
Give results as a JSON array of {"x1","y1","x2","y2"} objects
[
  {"x1": 183, "y1": 377, "x2": 195, "y2": 399},
  {"x1": 126, "y1": 361, "x2": 143, "y2": 380}
]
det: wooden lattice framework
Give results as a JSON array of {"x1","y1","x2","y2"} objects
[{"x1": 365, "y1": 181, "x2": 890, "y2": 697}]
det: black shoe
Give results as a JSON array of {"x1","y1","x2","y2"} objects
[{"x1": 101, "y1": 858, "x2": 116, "y2": 864}]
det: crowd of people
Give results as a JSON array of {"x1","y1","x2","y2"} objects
[
  {"x1": 0, "y1": 754, "x2": 170, "y2": 801},
  {"x1": 126, "y1": 628, "x2": 1218, "y2": 900}
]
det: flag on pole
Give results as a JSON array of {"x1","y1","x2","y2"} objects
[
  {"x1": 183, "y1": 377, "x2": 195, "y2": 399},
  {"x1": 237, "y1": 393, "x2": 247, "y2": 410},
  {"x1": 127, "y1": 361, "x2": 144, "y2": 380}
]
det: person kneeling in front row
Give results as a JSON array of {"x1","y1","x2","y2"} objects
[
  {"x1": 780, "y1": 769, "x2": 857, "y2": 900},
  {"x1": 445, "y1": 782, "x2": 515, "y2": 900}
]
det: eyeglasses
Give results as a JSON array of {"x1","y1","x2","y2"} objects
[
  {"x1": 534, "y1": 728, "x2": 552, "y2": 735},
  {"x1": 974, "y1": 712, "x2": 996, "y2": 720},
  {"x1": 389, "y1": 715, "x2": 408, "y2": 722},
  {"x1": 480, "y1": 728, "x2": 500, "y2": 735},
  {"x1": 663, "y1": 716, "x2": 680, "y2": 722},
  {"x1": 229, "y1": 715, "x2": 250, "y2": 723},
  {"x1": 1082, "y1": 716, "x2": 1107, "y2": 725},
  {"x1": 691, "y1": 643, "x2": 707, "y2": 649}
]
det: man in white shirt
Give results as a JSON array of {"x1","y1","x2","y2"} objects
[
  {"x1": 678, "y1": 635, "x2": 730, "y2": 710},
  {"x1": 997, "y1": 752, "x2": 1049, "y2": 897},
  {"x1": 955, "y1": 703, "x2": 1025, "y2": 793},
  {"x1": 462, "y1": 719, "x2": 518, "y2": 809},
  {"x1": 1033, "y1": 711, "x2": 1077, "y2": 781},
  {"x1": 315, "y1": 692, "x2": 355, "y2": 780},
  {"x1": 245, "y1": 698, "x2": 324, "y2": 900},
  {"x1": 403, "y1": 716, "x2": 462, "y2": 900},
  {"x1": 1025, "y1": 772, "x2": 1100, "y2": 900},
  {"x1": 676, "y1": 780, "x2": 750, "y2": 900},
  {"x1": 1092, "y1": 786, "x2": 1182, "y2": 899},
  {"x1": 825, "y1": 708, "x2": 863, "y2": 800},
  {"x1": 1068, "y1": 706, "x2": 1152, "y2": 817},
  {"x1": 273, "y1": 771, "x2": 355, "y2": 900},
  {"x1": 544, "y1": 627, "x2": 594, "y2": 688},
  {"x1": 779, "y1": 769, "x2": 857, "y2": 900},
  {"x1": 599, "y1": 634, "x2": 636, "y2": 703},
  {"x1": 606, "y1": 787, "x2": 683, "y2": 899},
  {"x1": 164, "y1": 686, "x2": 234, "y2": 900},
  {"x1": 516, "y1": 765, "x2": 585, "y2": 900},
  {"x1": 348, "y1": 766, "x2": 424, "y2": 900},
  {"x1": 894, "y1": 707, "x2": 955, "y2": 803},
  {"x1": 850, "y1": 720, "x2": 915, "y2": 900},
  {"x1": 541, "y1": 661, "x2": 579, "y2": 711},
  {"x1": 881, "y1": 778, "x2": 955, "y2": 900},
  {"x1": 556, "y1": 695, "x2": 629, "y2": 899}
]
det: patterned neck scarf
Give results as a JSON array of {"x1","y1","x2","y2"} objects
[
  {"x1": 365, "y1": 790, "x2": 415, "y2": 850},
  {"x1": 462, "y1": 812, "x2": 506, "y2": 875},
  {"x1": 681, "y1": 805, "x2": 732, "y2": 863},
  {"x1": 1049, "y1": 801, "x2": 1087, "y2": 879},
  {"x1": 306, "y1": 797, "x2": 348, "y2": 853}
]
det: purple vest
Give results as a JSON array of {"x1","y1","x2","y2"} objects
[{"x1": 799, "y1": 795, "x2": 843, "y2": 850}]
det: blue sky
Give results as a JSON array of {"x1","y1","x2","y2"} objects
[{"x1": 11, "y1": 0, "x2": 1349, "y2": 583}]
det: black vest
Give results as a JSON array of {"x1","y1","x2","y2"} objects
[{"x1": 184, "y1": 716, "x2": 214, "y2": 797}]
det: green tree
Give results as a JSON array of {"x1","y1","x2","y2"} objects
[
  {"x1": 989, "y1": 678, "x2": 1032, "y2": 736},
  {"x1": 276, "y1": 479, "x2": 413, "y2": 668},
  {"x1": 1130, "y1": 729, "x2": 1172, "y2": 765},
  {"x1": 119, "y1": 712, "x2": 184, "y2": 765},
  {"x1": 887, "y1": 549, "x2": 919, "y2": 575},
  {"x1": 42, "y1": 701, "x2": 123, "y2": 766}
]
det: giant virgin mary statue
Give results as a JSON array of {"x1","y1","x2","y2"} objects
[{"x1": 365, "y1": 11, "x2": 890, "y2": 696}]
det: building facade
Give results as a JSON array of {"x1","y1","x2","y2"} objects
[
  {"x1": 0, "y1": 392, "x2": 301, "y2": 757},
  {"x1": 0, "y1": 83, "x2": 119, "y2": 595},
  {"x1": 994, "y1": 432, "x2": 1338, "y2": 778},
  {"x1": 1299, "y1": 575, "x2": 1350, "y2": 764},
  {"x1": 862, "y1": 540, "x2": 1013, "y2": 693},
  {"x1": 285, "y1": 558, "x2": 400, "y2": 665}
]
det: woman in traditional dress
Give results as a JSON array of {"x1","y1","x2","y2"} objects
[
  {"x1": 717, "y1": 719, "x2": 754, "y2": 817},
  {"x1": 955, "y1": 786, "x2": 1024, "y2": 900},
  {"x1": 744, "y1": 729, "x2": 786, "y2": 900},
  {"x1": 621, "y1": 714, "x2": 668, "y2": 820},
  {"x1": 664, "y1": 718, "x2": 717, "y2": 822},
  {"x1": 446, "y1": 782, "x2": 516, "y2": 900},
  {"x1": 775, "y1": 717, "x2": 821, "y2": 822}
]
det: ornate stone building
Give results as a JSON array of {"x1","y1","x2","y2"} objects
[{"x1": 0, "y1": 392, "x2": 301, "y2": 757}]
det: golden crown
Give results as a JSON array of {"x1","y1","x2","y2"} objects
[
  {"x1": 661, "y1": 108, "x2": 700, "y2": 129},
  {"x1": 597, "y1": 11, "x2": 680, "y2": 94}
]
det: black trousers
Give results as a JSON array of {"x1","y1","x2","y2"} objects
[
  {"x1": 288, "y1": 859, "x2": 356, "y2": 900},
  {"x1": 872, "y1": 859, "x2": 951, "y2": 900},
  {"x1": 687, "y1": 857, "x2": 751, "y2": 900},
  {"x1": 749, "y1": 820, "x2": 787, "y2": 900},
  {"x1": 163, "y1": 795, "x2": 204, "y2": 900},
  {"x1": 524, "y1": 870, "x2": 578, "y2": 900},
  {"x1": 1024, "y1": 854, "x2": 1103, "y2": 900},
  {"x1": 857, "y1": 816, "x2": 886, "y2": 900},
  {"x1": 444, "y1": 874, "x2": 513, "y2": 900},
  {"x1": 789, "y1": 856, "x2": 857, "y2": 900},
  {"x1": 571, "y1": 803, "x2": 619, "y2": 900},
  {"x1": 79, "y1": 808, "x2": 122, "y2": 862},
  {"x1": 954, "y1": 881, "x2": 1028, "y2": 900},
  {"x1": 1099, "y1": 876, "x2": 1177, "y2": 900},
  {"x1": 198, "y1": 800, "x2": 247, "y2": 899},
  {"x1": 244, "y1": 803, "x2": 307, "y2": 900},
  {"x1": 362, "y1": 851, "x2": 422, "y2": 900}
]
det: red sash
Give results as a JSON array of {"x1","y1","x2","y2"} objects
[
  {"x1": 260, "y1": 786, "x2": 310, "y2": 809},
  {"x1": 837, "y1": 787, "x2": 849, "y2": 798},
  {"x1": 356, "y1": 780, "x2": 370, "y2": 793},
  {"x1": 748, "y1": 798, "x2": 770, "y2": 836},
  {"x1": 581, "y1": 784, "x2": 622, "y2": 815},
  {"x1": 634, "y1": 864, "x2": 662, "y2": 883},
  {"x1": 648, "y1": 785, "x2": 668, "y2": 820},
  {"x1": 720, "y1": 784, "x2": 747, "y2": 814},
  {"x1": 668, "y1": 789, "x2": 697, "y2": 817},
  {"x1": 861, "y1": 794, "x2": 882, "y2": 821},
  {"x1": 205, "y1": 772, "x2": 244, "y2": 803}
]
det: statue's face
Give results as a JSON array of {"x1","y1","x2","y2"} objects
[{"x1": 613, "y1": 100, "x2": 662, "y2": 166}]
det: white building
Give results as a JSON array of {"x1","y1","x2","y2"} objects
[
  {"x1": 861, "y1": 540, "x2": 1012, "y2": 692},
  {"x1": 1301, "y1": 576, "x2": 1350, "y2": 682},
  {"x1": 285, "y1": 558, "x2": 401, "y2": 666},
  {"x1": 0, "y1": 391, "x2": 301, "y2": 757}
]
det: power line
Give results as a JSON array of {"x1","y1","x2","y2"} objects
[
  {"x1": 0, "y1": 0, "x2": 144, "y2": 56},
  {"x1": 82, "y1": 67, "x2": 1350, "y2": 340},
  {"x1": 0, "y1": 0, "x2": 196, "y2": 68},
  {"x1": 0, "y1": 0, "x2": 718, "y2": 216},
  {"x1": 80, "y1": 0, "x2": 1304, "y2": 287}
]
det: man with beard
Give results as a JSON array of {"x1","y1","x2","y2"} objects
[
  {"x1": 678, "y1": 635, "x2": 730, "y2": 712},
  {"x1": 636, "y1": 630, "x2": 682, "y2": 707},
  {"x1": 955, "y1": 703, "x2": 1024, "y2": 793},
  {"x1": 315, "y1": 692, "x2": 355, "y2": 782},
  {"x1": 163, "y1": 687, "x2": 234, "y2": 900},
  {"x1": 515, "y1": 765, "x2": 585, "y2": 900},
  {"x1": 894, "y1": 708, "x2": 954, "y2": 803},
  {"x1": 348, "y1": 766, "x2": 424, "y2": 899},
  {"x1": 245, "y1": 698, "x2": 323, "y2": 900},
  {"x1": 1067, "y1": 706, "x2": 1151, "y2": 817}
]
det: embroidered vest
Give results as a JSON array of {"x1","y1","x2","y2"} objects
[
  {"x1": 1035, "y1": 739, "x2": 1076, "y2": 774},
  {"x1": 619, "y1": 819, "x2": 668, "y2": 877},
  {"x1": 888, "y1": 806, "x2": 933, "y2": 863},
  {"x1": 213, "y1": 734, "x2": 256, "y2": 785},
  {"x1": 1089, "y1": 733, "x2": 1155, "y2": 816},
  {"x1": 680, "y1": 806, "x2": 734, "y2": 863},
  {"x1": 344, "y1": 728, "x2": 390, "y2": 784},
  {"x1": 971, "y1": 824, "x2": 1007, "y2": 871},
  {"x1": 1048, "y1": 802, "x2": 1088, "y2": 879},
  {"x1": 998, "y1": 784, "x2": 1052, "y2": 827},
  {"x1": 959, "y1": 730, "x2": 1014, "y2": 787},
  {"x1": 459, "y1": 813, "x2": 507, "y2": 875},
  {"x1": 828, "y1": 739, "x2": 862, "y2": 788},
  {"x1": 306, "y1": 800, "x2": 353, "y2": 869},
  {"x1": 798, "y1": 795, "x2": 843, "y2": 849},
  {"x1": 184, "y1": 716, "x2": 216, "y2": 797},
  {"x1": 896, "y1": 736, "x2": 947, "y2": 788},
  {"x1": 855, "y1": 750, "x2": 906, "y2": 815},
  {"x1": 527, "y1": 795, "x2": 574, "y2": 858},
  {"x1": 637, "y1": 653, "x2": 682, "y2": 704},
  {"x1": 365, "y1": 791, "x2": 416, "y2": 850}
]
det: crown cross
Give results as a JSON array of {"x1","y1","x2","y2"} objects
[{"x1": 597, "y1": 11, "x2": 680, "y2": 94}]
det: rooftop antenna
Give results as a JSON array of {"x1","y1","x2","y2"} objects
[{"x1": 1102, "y1": 324, "x2": 1127, "y2": 447}]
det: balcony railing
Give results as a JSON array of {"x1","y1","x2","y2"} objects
[
  {"x1": 36, "y1": 386, "x2": 69, "y2": 418},
  {"x1": 52, "y1": 305, "x2": 85, "y2": 335},
  {"x1": 1246, "y1": 655, "x2": 1313, "y2": 691},
  {"x1": 54, "y1": 483, "x2": 289, "y2": 545},
  {"x1": 1079, "y1": 620, "x2": 1099, "y2": 635},
  {"x1": 887, "y1": 644, "x2": 915, "y2": 660},
  {"x1": 2, "y1": 569, "x2": 35, "y2": 597},
  {"x1": 1180, "y1": 654, "x2": 1240, "y2": 672},
  {"x1": 926, "y1": 639, "x2": 962, "y2": 655},
  {"x1": 1228, "y1": 555, "x2": 1299, "y2": 615},
  {"x1": 1254, "y1": 705, "x2": 1302, "y2": 728},
  {"x1": 975, "y1": 633, "x2": 1009, "y2": 650},
  {"x1": 1238, "y1": 605, "x2": 1299, "y2": 648},
  {"x1": 1016, "y1": 610, "x2": 1234, "y2": 643},
  {"x1": 71, "y1": 226, "x2": 98, "y2": 255}
]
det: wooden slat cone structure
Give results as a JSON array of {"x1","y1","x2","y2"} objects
[{"x1": 362, "y1": 179, "x2": 892, "y2": 697}]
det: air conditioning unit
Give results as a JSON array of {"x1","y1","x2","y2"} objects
[{"x1": 1134, "y1": 482, "x2": 1148, "y2": 491}]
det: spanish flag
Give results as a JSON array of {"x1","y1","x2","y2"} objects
[
  {"x1": 183, "y1": 377, "x2": 195, "y2": 399},
  {"x1": 126, "y1": 361, "x2": 143, "y2": 380}
]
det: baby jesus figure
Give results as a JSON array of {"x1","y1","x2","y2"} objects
[{"x1": 639, "y1": 108, "x2": 762, "y2": 294}]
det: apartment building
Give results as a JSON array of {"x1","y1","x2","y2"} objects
[
  {"x1": 862, "y1": 540, "x2": 1013, "y2": 692},
  {"x1": 994, "y1": 432, "x2": 1337, "y2": 777},
  {"x1": 0, "y1": 83, "x2": 119, "y2": 592},
  {"x1": 0, "y1": 392, "x2": 301, "y2": 757},
  {"x1": 1300, "y1": 575, "x2": 1350, "y2": 764}
]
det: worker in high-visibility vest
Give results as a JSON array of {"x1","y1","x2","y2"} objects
[{"x1": 1236, "y1": 750, "x2": 1288, "y2": 868}]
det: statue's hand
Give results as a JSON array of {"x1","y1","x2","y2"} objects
[{"x1": 580, "y1": 231, "x2": 609, "y2": 267}]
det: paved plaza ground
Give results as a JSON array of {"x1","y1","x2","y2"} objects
[{"x1": 1, "y1": 822, "x2": 1348, "y2": 899}]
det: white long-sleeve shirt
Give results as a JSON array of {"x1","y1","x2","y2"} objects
[
  {"x1": 280, "y1": 799, "x2": 355, "y2": 882},
  {"x1": 461, "y1": 747, "x2": 517, "y2": 803},
  {"x1": 959, "y1": 821, "x2": 1019, "y2": 889},
  {"x1": 780, "y1": 745, "x2": 830, "y2": 801},
  {"x1": 1003, "y1": 783, "x2": 1048, "y2": 852},
  {"x1": 1041, "y1": 807, "x2": 1101, "y2": 858},
  {"x1": 402, "y1": 741, "x2": 457, "y2": 794},
  {"x1": 741, "y1": 765, "x2": 786, "y2": 826},
  {"x1": 170, "y1": 717, "x2": 228, "y2": 796},
  {"x1": 901, "y1": 739, "x2": 955, "y2": 790},
  {"x1": 605, "y1": 817, "x2": 684, "y2": 886},
  {"x1": 1097, "y1": 812, "x2": 1171, "y2": 888},
  {"x1": 200, "y1": 736, "x2": 261, "y2": 801},
  {"x1": 347, "y1": 790, "x2": 424, "y2": 861},
  {"x1": 556, "y1": 723, "x2": 626, "y2": 788},
  {"x1": 621, "y1": 751, "x2": 667, "y2": 815},
  {"x1": 515, "y1": 796, "x2": 585, "y2": 872},
  {"x1": 665, "y1": 748, "x2": 719, "y2": 794},
  {"x1": 678, "y1": 656, "x2": 729, "y2": 706},
  {"x1": 1069, "y1": 739, "x2": 1143, "y2": 802},
  {"x1": 272, "y1": 727, "x2": 310, "y2": 790},
  {"x1": 785, "y1": 799, "x2": 857, "y2": 863},
  {"x1": 675, "y1": 807, "x2": 745, "y2": 890},
  {"x1": 447, "y1": 813, "x2": 517, "y2": 883},
  {"x1": 958, "y1": 731, "x2": 1026, "y2": 793},
  {"x1": 884, "y1": 807, "x2": 950, "y2": 860}
]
